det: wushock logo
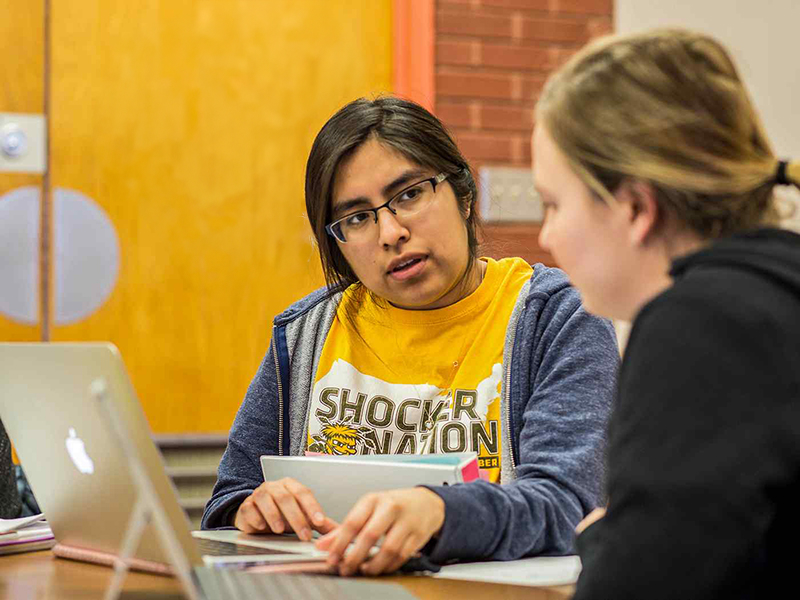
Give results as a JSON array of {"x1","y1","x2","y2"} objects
[{"x1": 308, "y1": 416, "x2": 378, "y2": 455}]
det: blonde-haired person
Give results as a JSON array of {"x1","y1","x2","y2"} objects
[{"x1": 532, "y1": 29, "x2": 800, "y2": 599}]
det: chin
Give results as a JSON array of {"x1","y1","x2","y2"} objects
[{"x1": 387, "y1": 284, "x2": 447, "y2": 310}]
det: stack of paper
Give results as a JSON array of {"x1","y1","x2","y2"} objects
[
  {"x1": 0, "y1": 513, "x2": 55, "y2": 555},
  {"x1": 435, "y1": 555, "x2": 582, "y2": 587}
]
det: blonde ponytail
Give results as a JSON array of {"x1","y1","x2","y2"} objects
[{"x1": 777, "y1": 160, "x2": 800, "y2": 190}]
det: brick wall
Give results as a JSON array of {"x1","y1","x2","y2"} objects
[{"x1": 435, "y1": 0, "x2": 613, "y2": 266}]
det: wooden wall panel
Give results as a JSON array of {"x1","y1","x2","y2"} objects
[
  {"x1": 48, "y1": 1, "x2": 393, "y2": 432},
  {"x1": 0, "y1": 0, "x2": 44, "y2": 342}
]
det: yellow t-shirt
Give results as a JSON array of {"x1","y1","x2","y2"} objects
[{"x1": 306, "y1": 257, "x2": 532, "y2": 482}]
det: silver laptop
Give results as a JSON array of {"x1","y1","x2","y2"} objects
[
  {"x1": 0, "y1": 342, "x2": 421, "y2": 600},
  {"x1": 0, "y1": 342, "x2": 327, "y2": 568}
]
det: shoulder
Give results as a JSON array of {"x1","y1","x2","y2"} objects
[
  {"x1": 626, "y1": 264, "x2": 796, "y2": 384},
  {"x1": 525, "y1": 264, "x2": 579, "y2": 309},
  {"x1": 521, "y1": 263, "x2": 592, "y2": 325},
  {"x1": 273, "y1": 285, "x2": 343, "y2": 326},
  {"x1": 640, "y1": 263, "x2": 790, "y2": 338},
  {"x1": 515, "y1": 263, "x2": 617, "y2": 354}
]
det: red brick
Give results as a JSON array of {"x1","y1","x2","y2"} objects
[
  {"x1": 437, "y1": 41, "x2": 478, "y2": 66},
  {"x1": 438, "y1": 0, "x2": 479, "y2": 7},
  {"x1": 437, "y1": 11, "x2": 513, "y2": 38},
  {"x1": 549, "y1": 47, "x2": 579, "y2": 69},
  {"x1": 587, "y1": 16, "x2": 613, "y2": 39},
  {"x1": 481, "y1": 43, "x2": 551, "y2": 71},
  {"x1": 437, "y1": 102, "x2": 474, "y2": 129},
  {"x1": 454, "y1": 132, "x2": 515, "y2": 162},
  {"x1": 437, "y1": 71, "x2": 516, "y2": 100},
  {"x1": 481, "y1": 104, "x2": 534, "y2": 131},
  {"x1": 518, "y1": 134, "x2": 533, "y2": 163},
  {"x1": 521, "y1": 76, "x2": 547, "y2": 100},
  {"x1": 482, "y1": 224, "x2": 555, "y2": 264},
  {"x1": 481, "y1": 0, "x2": 550, "y2": 10},
  {"x1": 520, "y1": 17, "x2": 587, "y2": 43},
  {"x1": 553, "y1": 0, "x2": 613, "y2": 16}
]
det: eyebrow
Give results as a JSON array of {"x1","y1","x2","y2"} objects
[{"x1": 331, "y1": 169, "x2": 428, "y2": 219}]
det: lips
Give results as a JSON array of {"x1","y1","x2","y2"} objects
[
  {"x1": 387, "y1": 253, "x2": 427, "y2": 273},
  {"x1": 387, "y1": 254, "x2": 428, "y2": 281},
  {"x1": 392, "y1": 258, "x2": 421, "y2": 272}
]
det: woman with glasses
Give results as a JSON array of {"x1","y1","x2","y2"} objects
[
  {"x1": 202, "y1": 96, "x2": 619, "y2": 575},
  {"x1": 532, "y1": 29, "x2": 800, "y2": 599}
]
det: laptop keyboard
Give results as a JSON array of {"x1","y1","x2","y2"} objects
[
  {"x1": 193, "y1": 568, "x2": 420, "y2": 600},
  {"x1": 196, "y1": 537, "x2": 297, "y2": 557}
]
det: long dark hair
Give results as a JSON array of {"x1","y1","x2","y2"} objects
[{"x1": 305, "y1": 96, "x2": 481, "y2": 298}]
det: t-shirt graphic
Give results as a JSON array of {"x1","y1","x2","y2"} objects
[{"x1": 307, "y1": 257, "x2": 532, "y2": 483}]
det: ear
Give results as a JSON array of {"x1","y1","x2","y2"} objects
[{"x1": 616, "y1": 179, "x2": 660, "y2": 246}]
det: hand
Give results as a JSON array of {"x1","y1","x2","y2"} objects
[
  {"x1": 576, "y1": 507, "x2": 606, "y2": 535},
  {"x1": 234, "y1": 477, "x2": 338, "y2": 541},
  {"x1": 315, "y1": 487, "x2": 445, "y2": 576}
]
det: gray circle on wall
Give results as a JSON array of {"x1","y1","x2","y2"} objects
[
  {"x1": 0, "y1": 186, "x2": 120, "y2": 326},
  {"x1": 0, "y1": 186, "x2": 40, "y2": 324}
]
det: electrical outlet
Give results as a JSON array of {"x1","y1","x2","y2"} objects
[
  {"x1": 478, "y1": 166, "x2": 542, "y2": 223},
  {"x1": 0, "y1": 113, "x2": 47, "y2": 174}
]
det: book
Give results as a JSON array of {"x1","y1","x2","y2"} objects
[
  {"x1": 262, "y1": 452, "x2": 482, "y2": 524},
  {"x1": 0, "y1": 515, "x2": 55, "y2": 556},
  {"x1": 302, "y1": 450, "x2": 486, "y2": 482}
]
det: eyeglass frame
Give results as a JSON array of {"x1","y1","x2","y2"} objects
[{"x1": 325, "y1": 171, "x2": 451, "y2": 244}]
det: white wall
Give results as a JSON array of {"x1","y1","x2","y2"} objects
[{"x1": 616, "y1": 0, "x2": 800, "y2": 227}]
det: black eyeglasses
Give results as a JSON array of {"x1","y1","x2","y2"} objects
[{"x1": 325, "y1": 172, "x2": 450, "y2": 244}]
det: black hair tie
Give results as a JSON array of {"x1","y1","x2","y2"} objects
[{"x1": 775, "y1": 160, "x2": 791, "y2": 185}]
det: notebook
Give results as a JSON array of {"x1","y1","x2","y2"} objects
[
  {"x1": 262, "y1": 452, "x2": 479, "y2": 524},
  {"x1": 0, "y1": 343, "x2": 327, "y2": 570}
]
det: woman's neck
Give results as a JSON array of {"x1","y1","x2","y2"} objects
[
  {"x1": 393, "y1": 257, "x2": 486, "y2": 311},
  {"x1": 624, "y1": 230, "x2": 708, "y2": 321}
]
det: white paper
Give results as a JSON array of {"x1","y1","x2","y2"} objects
[
  {"x1": 434, "y1": 555, "x2": 582, "y2": 587},
  {"x1": 0, "y1": 513, "x2": 46, "y2": 535}
]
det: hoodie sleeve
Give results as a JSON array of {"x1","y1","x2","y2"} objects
[
  {"x1": 201, "y1": 346, "x2": 281, "y2": 529},
  {"x1": 422, "y1": 286, "x2": 618, "y2": 563}
]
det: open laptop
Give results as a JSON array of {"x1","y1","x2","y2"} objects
[{"x1": 0, "y1": 343, "x2": 327, "y2": 569}]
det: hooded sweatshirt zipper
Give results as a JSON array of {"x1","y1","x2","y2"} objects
[
  {"x1": 503, "y1": 324, "x2": 518, "y2": 473},
  {"x1": 272, "y1": 334, "x2": 285, "y2": 456}
]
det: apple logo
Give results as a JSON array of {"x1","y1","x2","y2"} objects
[{"x1": 65, "y1": 428, "x2": 95, "y2": 474}]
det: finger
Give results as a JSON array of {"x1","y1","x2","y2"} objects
[
  {"x1": 359, "y1": 525, "x2": 417, "y2": 576},
  {"x1": 283, "y1": 479, "x2": 329, "y2": 531},
  {"x1": 252, "y1": 488, "x2": 288, "y2": 534},
  {"x1": 266, "y1": 482, "x2": 313, "y2": 540},
  {"x1": 339, "y1": 499, "x2": 399, "y2": 577},
  {"x1": 309, "y1": 517, "x2": 339, "y2": 546},
  {"x1": 576, "y1": 507, "x2": 607, "y2": 534},
  {"x1": 324, "y1": 494, "x2": 379, "y2": 568},
  {"x1": 316, "y1": 516, "x2": 339, "y2": 534},
  {"x1": 314, "y1": 528, "x2": 336, "y2": 551},
  {"x1": 235, "y1": 500, "x2": 267, "y2": 533},
  {"x1": 384, "y1": 533, "x2": 427, "y2": 575}
]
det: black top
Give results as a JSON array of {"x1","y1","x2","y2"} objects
[
  {"x1": 0, "y1": 419, "x2": 21, "y2": 519},
  {"x1": 575, "y1": 228, "x2": 800, "y2": 599}
]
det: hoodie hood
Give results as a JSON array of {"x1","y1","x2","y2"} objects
[{"x1": 670, "y1": 227, "x2": 800, "y2": 293}]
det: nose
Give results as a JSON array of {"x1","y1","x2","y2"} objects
[
  {"x1": 376, "y1": 207, "x2": 409, "y2": 248},
  {"x1": 538, "y1": 218, "x2": 551, "y2": 253}
]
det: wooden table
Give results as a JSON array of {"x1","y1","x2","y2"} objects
[{"x1": 0, "y1": 551, "x2": 574, "y2": 599}]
